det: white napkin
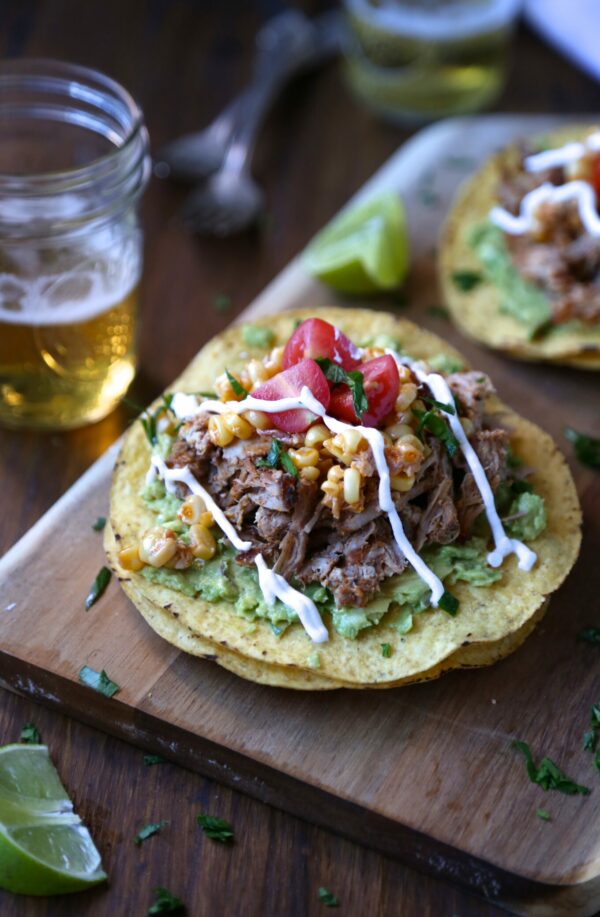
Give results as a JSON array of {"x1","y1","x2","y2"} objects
[{"x1": 525, "y1": 0, "x2": 600, "y2": 83}]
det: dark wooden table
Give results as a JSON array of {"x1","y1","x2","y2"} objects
[{"x1": 0, "y1": 3, "x2": 598, "y2": 915}]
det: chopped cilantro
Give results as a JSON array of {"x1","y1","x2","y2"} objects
[
  {"x1": 583, "y1": 704, "x2": 600, "y2": 761},
  {"x1": 78, "y1": 666, "x2": 120, "y2": 699},
  {"x1": 381, "y1": 643, "x2": 392, "y2": 658},
  {"x1": 242, "y1": 324, "x2": 275, "y2": 349},
  {"x1": 148, "y1": 886, "x2": 185, "y2": 915},
  {"x1": 506, "y1": 448, "x2": 523, "y2": 469},
  {"x1": 578, "y1": 627, "x2": 600, "y2": 645},
  {"x1": 20, "y1": 723, "x2": 40, "y2": 744},
  {"x1": 140, "y1": 395, "x2": 175, "y2": 446},
  {"x1": 144, "y1": 754, "x2": 166, "y2": 766},
  {"x1": 213, "y1": 293, "x2": 232, "y2": 313},
  {"x1": 316, "y1": 358, "x2": 368, "y2": 419},
  {"x1": 439, "y1": 590, "x2": 459, "y2": 616},
  {"x1": 197, "y1": 814, "x2": 234, "y2": 843},
  {"x1": 318, "y1": 887, "x2": 340, "y2": 907},
  {"x1": 452, "y1": 270, "x2": 483, "y2": 292},
  {"x1": 536, "y1": 808, "x2": 551, "y2": 821},
  {"x1": 513, "y1": 740, "x2": 590, "y2": 795},
  {"x1": 92, "y1": 516, "x2": 106, "y2": 532},
  {"x1": 134, "y1": 820, "x2": 169, "y2": 845},
  {"x1": 564, "y1": 427, "x2": 600, "y2": 469},
  {"x1": 225, "y1": 369, "x2": 248, "y2": 400},
  {"x1": 256, "y1": 438, "x2": 298, "y2": 478},
  {"x1": 583, "y1": 731, "x2": 596, "y2": 753},
  {"x1": 85, "y1": 566, "x2": 111, "y2": 610},
  {"x1": 427, "y1": 305, "x2": 450, "y2": 320},
  {"x1": 422, "y1": 396, "x2": 455, "y2": 415},
  {"x1": 412, "y1": 407, "x2": 459, "y2": 457}
]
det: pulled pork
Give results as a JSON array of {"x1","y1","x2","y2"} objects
[
  {"x1": 166, "y1": 372, "x2": 510, "y2": 609},
  {"x1": 498, "y1": 153, "x2": 600, "y2": 325}
]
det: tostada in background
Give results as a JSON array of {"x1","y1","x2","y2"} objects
[{"x1": 440, "y1": 124, "x2": 600, "y2": 367}]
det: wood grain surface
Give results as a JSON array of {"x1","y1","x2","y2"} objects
[{"x1": 0, "y1": 2, "x2": 599, "y2": 916}]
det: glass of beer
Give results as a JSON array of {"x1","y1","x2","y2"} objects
[
  {"x1": 0, "y1": 60, "x2": 150, "y2": 430},
  {"x1": 342, "y1": 0, "x2": 523, "y2": 123}
]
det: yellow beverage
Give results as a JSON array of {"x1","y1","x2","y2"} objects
[{"x1": 343, "y1": 0, "x2": 521, "y2": 122}]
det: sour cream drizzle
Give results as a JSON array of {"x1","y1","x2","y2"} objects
[
  {"x1": 489, "y1": 180, "x2": 600, "y2": 238},
  {"x1": 523, "y1": 132, "x2": 600, "y2": 173}
]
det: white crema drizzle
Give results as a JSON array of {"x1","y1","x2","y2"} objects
[{"x1": 489, "y1": 131, "x2": 600, "y2": 239}]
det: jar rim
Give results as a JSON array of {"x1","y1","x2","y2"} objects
[{"x1": 0, "y1": 58, "x2": 147, "y2": 189}]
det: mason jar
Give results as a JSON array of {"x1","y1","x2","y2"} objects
[{"x1": 0, "y1": 59, "x2": 150, "y2": 430}]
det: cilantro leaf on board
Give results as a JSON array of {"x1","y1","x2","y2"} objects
[
  {"x1": 318, "y1": 887, "x2": 340, "y2": 907},
  {"x1": 197, "y1": 814, "x2": 234, "y2": 843},
  {"x1": 20, "y1": 723, "x2": 41, "y2": 744},
  {"x1": 78, "y1": 666, "x2": 120, "y2": 699},
  {"x1": 134, "y1": 821, "x2": 169, "y2": 845},
  {"x1": 148, "y1": 886, "x2": 186, "y2": 915},
  {"x1": 564, "y1": 427, "x2": 600, "y2": 469},
  {"x1": 85, "y1": 566, "x2": 111, "y2": 610},
  {"x1": 513, "y1": 740, "x2": 590, "y2": 795}
]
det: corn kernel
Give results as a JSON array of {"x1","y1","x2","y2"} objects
[
  {"x1": 208, "y1": 414, "x2": 235, "y2": 447},
  {"x1": 386, "y1": 421, "x2": 413, "y2": 439},
  {"x1": 214, "y1": 373, "x2": 236, "y2": 402},
  {"x1": 178, "y1": 494, "x2": 206, "y2": 525},
  {"x1": 189, "y1": 524, "x2": 217, "y2": 561},
  {"x1": 118, "y1": 545, "x2": 144, "y2": 572},
  {"x1": 339, "y1": 429, "x2": 363, "y2": 454},
  {"x1": 396, "y1": 434, "x2": 424, "y2": 464},
  {"x1": 327, "y1": 464, "x2": 344, "y2": 483},
  {"x1": 396, "y1": 364, "x2": 413, "y2": 384},
  {"x1": 247, "y1": 358, "x2": 269, "y2": 386},
  {"x1": 395, "y1": 382, "x2": 418, "y2": 413},
  {"x1": 343, "y1": 467, "x2": 361, "y2": 504},
  {"x1": 304, "y1": 423, "x2": 330, "y2": 448},
  {"x1": 288, "y1": 446, "x2": 319, "y2": 469},
  {"x1": 391, "y1": 474, "x2": 416, "y2": 493},
  {"x1": 200, "y1": 511, "x2": 215, "y2": 528},
  {"x1": 243, "y1": 410, "x2": 270, "y2": 430},
  {"x1": 223, "y1": 412, "x2": 253, "y2": 440},
  {"x1": 321, "y1": 480, "x2": 340, "y2": 498},
  {"x1": 139, "y1": 528, "x2": 177, "y2": 568},
  {"x1": 264, "y1": 345, "x2": 284, "y2": 374},
  {"x1": 300, "y1": 466, "x2": 320, "y2": 482}
]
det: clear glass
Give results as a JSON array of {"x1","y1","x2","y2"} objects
[
  {"x1": 342, "y1": 0, "x2": 523, "y2": 123},
  {"x1": 0, "y1": 59, "x2": 150, "y2": 431}
]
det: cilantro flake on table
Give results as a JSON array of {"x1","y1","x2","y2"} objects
[
  {"x1": 513, "y1": 740, "x2": 590, "y2": 795},
  {"x1": 134, "y1": 820, "x2": 169, "y2": 845},
  {"x1": 85, "y1": 566, "x2": 111, "y2": 610},
  {"x1": 318, "y1": 887, "x2": 340, "y2": 907},
  {"x1": 78, "y1": 666, "x2": 120, "y2": 698},
  {"x1": 20, "y1": 722, "x2": 41, "y2": 744},
  {"x1": 144, "y1": 753, "x2": 166, "y2": 766},
  {"x1": 213, "y1": 293, "x2": 232, "y2": 313},
  {"x1": 92, "y1": 516, "x2": 106, "y2": 532},
  {"x1": 197, "y1": 813, "x2": 234, "y2": 843},
  {"x1": 148, "y1": 886, "x2": 185, "y2": 915},
  {"x1": 536, "y1": 808, "x2": 551, "y2": 821},
  {"x1": 564, "y1": 427, "x2": 600, "y2": 469},
  {"x1": 578, "y1": 626, "x2": 600, "y2": 645}
]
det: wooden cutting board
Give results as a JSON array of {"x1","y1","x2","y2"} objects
[{"x1": 1, "y1": 115, "x2": 599, "y2": 917}]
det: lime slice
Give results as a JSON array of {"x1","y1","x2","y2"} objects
[
  {"x1": 303, "y1": 193, "x2": 409, "y2": 294},
  {"x1": 0, "y1": 744, "x2": 107, "y2": 895}
]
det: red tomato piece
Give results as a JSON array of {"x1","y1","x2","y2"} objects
[
  {"x1": 592, "y1": 155, "x2": 600, "y2": 200},
  {"x1": 329, "y1": 355, "x2": 400, "y2": 428},
  {"x1": 251, "y1": 359, "x2": 330, "y2": 433},
  {"x1": 282, "y1": 318, "x2": 361, "y2": 371}
]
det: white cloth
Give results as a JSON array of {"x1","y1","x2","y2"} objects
[{"x1": 525, "y1": 0, "x2": 600, "y2": 83}]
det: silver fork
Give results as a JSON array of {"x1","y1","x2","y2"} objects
[{"x1": 179, "y1": 11, "x2": 343, "y2": 236}]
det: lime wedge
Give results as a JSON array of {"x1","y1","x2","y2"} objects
[
  {"x1": 0, "y1": 744, "x2": 107, "y2": 895},
  {"x1": 303, "y1": 193, "x2": 409, "y2": 294}
]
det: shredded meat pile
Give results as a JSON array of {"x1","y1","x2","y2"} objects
[
  {"x1": 166, "y1": 372, "x2": 509, "y2": 609},
  {"x1": 498, "y1": 155, "x2": 600, "y2": 325}
]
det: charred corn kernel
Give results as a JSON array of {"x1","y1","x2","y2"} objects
[
  {"x1": 395, "y1": 434, "x2": 424, "y2": 464},
  {"x1": 304, "y1": 423, "x2": 329, "y2": 447},
  {"x1": 247, "y1": 358, "x2": 269, "y2": 386},
  {"x1": 178, "y1": 494, "x2": 207, "y2": 525},
  {"x1": 288, "y1": 446, "x2": 319, "y2": 469},
  {"x1": 397, "y1": 364, "x2": 413, "y2": 384},
  {"x1": 208, "y1": 414, "x2": 235, "y2": 447},
  {"x1": 386, "y1": 420, "x2": 413, "y2": 439},
  {"x1": 326, "y1": 464, "x2": 344, "y2": 483},
  {"x1": 223, "y1": 412, "x2": 253, "y2": 440},
  {"x1": 391, "y1": 474, "x2": 416, "y2": 493},
  {"x1": 343, "y1": 467, "x2": 361, "y2": 504},
  {"x1": 189, "y1": 524, "x2": 217, "y2": 561},
  {"x1": 214, "y1": 372, "x2": 236, "y2": 402},
  {"x1": 118, "y1": 545, "x2": 144, "y2": 572},
  {"x1": 200, "y1": 511, "x2": 215, "y2": 528},
  {"x1": 243, "y1": 409, "x2": 270, "y2": 430},
  {"x1": 460, "y1": 417, "x2": 475, "y2": 437},
  {"x1": 300, "y1": 465, "x2": 320, "y2": 482},
  {"x1": 139, "y1": 528, "x2": 177, "y2": 568},
  {"x1": 395, "y1": 382, "x2": 418, "y2": 413},
  {"x1": 264, "y1": 345, "x2": 284, "y2": 374}
]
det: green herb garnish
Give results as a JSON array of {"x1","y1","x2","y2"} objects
[
  {"x1": 578, "y1": 627, "x2": 600, "y2": 645},
  {"x1": 536, "y1": 808, "x2": 551, "y2": 821},
  {"x1": 242, "y1": 324, "x2": 275, "y2": 349},
  {"x1": 506, "y1": 448, "x2": 523, "y2": 469},
  {"x1": 213, "y1": 293, "x2": 232, "y2": 313},
  {"x1": 583, "y1": 704, "x2": 600, "y2": 760},
  {"x1": 197, "y1": 814, "x2": 234, "y2": 843},
  {"x1": 381, "y1": 643, "x2": 392, "y2": 658},
  {"x1": 439, "y1": 590, "x2": 459, "y2": 616},
  {"x1": 92, "y1": 516, "x2": 106, "y2": 532},
  {"x1": 140, "y1": 395, "x2": 175, "y2": 446},
  {"x1": 78, "y1": 666, "x2": 120, "y2": 699},
  {"x1": 422, "y1": 396, "x2": 455, "y2": 415},
  {"x1": 148, "y1": 886, "x2": 186, "y2": 915},
  {"x1": 427, "y1": 305, "x2": 450, "y2": 320},
  {"x1": 144, "y1": 754, "x2": 166, "y2": 766},
  {"x1": 134, "y1": 820, "x2": 169, "y2": 845},
  {"x1": 256, "y1": 438, "x2": 298, "y2": 478},
  {"x1": 564, "y1": 427, "x2": 600, "y2": 469},
  {"x1": 513, "y1": 740, "x2": 590, "y2": 795},
  {"x1": 316, "y1": 358, "x2": 368, "y2": 419},
  {"x1": 20, "y1": 723, "x2": 41, "y2": 744},
  {"x1": 412, "y1": 408, "x2": 459, "y2": 457},
  {"x1": 85, "y1": 566, "x2": 111, "y2": 610},
  {"x1": 318, "y1": 887, "x2": 340, "y2": 907},
  {"x1": 452, "y1": 270, "x2": 482, "y2": 292},
  {"x1": 225, "y1": 369, "x2": 248, "y2": 400}
]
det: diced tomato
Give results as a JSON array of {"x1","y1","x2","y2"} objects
[
  {"x1": 592, "y1": 155, "x2": 600, "y2": 200},
  {"x1": 251, "y1": 358, "x2": 330, "y2": 433},
  {"x1": 282, "y1": 318, "x2": 361, "y2": 371},
  {"x1": 329, "y1": 355, "x2": 400, "y2": 428}
]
